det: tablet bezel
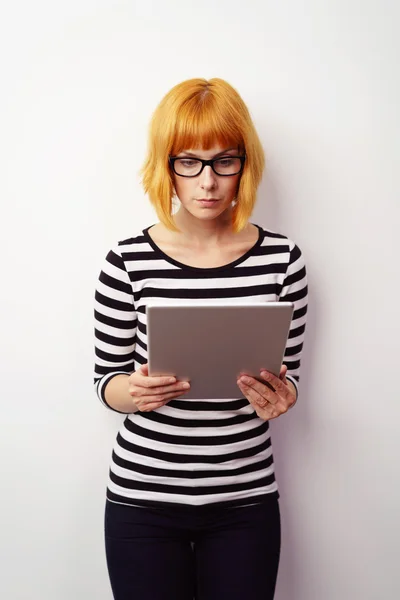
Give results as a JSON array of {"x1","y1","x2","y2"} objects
[{"x1": 147, "y1": 302, "x2": 294, "y2": 400}]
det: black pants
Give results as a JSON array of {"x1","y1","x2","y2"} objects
[{"x1": 104, "y1": 497, "x2": 281, "y2": 600}]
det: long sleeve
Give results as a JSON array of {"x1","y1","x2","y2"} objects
[
  {"x1": 279, "y1": 241, "x2": 308, "y2": 397},
  {"x1": 94, "y1": 245, "x2": 137, "y2": 412}
]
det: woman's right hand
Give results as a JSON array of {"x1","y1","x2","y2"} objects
[{"x1": 128, "y1": 363, "x2": 190, "y2": 412}]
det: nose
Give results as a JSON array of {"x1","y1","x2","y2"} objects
[{"x1": 199, "y1": 165, "x2": 217, "y2": 190}]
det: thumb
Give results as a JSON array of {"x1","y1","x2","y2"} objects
[
  {"x1": 279, "y1": 364, "x2": 288, "y2": 381},
  {"x1": 139, "y1": 363, "x2": 149, "y2": 376}
]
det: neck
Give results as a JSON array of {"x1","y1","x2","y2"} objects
[{"x1": 173, "y1": 206, "x2": 235, "y2": 246}]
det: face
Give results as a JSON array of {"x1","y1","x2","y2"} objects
[{"x1": 171, "y1": 144, "x2": 242, "y2": 222}]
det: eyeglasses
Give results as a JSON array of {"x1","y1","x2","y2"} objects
[{"x1": 169, "y1": 155, "x2": 246, "y2": 177}]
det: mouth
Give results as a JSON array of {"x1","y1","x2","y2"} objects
[{"x1": 196, "y1": 198, "x2": 220, "y2": 207}]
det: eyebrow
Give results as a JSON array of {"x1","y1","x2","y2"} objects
[{"x1": 178, "y1": 147, "x2": 238, "y2": 158}]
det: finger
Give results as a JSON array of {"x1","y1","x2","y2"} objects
[
  {"x1": 137, "y1": 363, "x2": 179, "y2": 386},
  {"x1": 138, "y1": 363, "x2": 149, "y2": 376},
  {"x1": 133, "y1": 381, "x2": 190, "y2": 397},
  {"x1": 238, "y1": 371, "x2": 276, "y2": 392},
  {"x1": 138, "y1": 401, "x2": 166, "y2": 412},
  {"x1": 139, "y1": 373, "x2": 178, "y2": 389},
  {"x1": 240, "y1": 382, "x2": 289, "y2": 419},
  {"x1": 237, "y1": 381, "x2": 281, "y2": 418},
  {"x1": 136, "y1": 392, "x2": 188, "y2": 412},
  {"x1": 260, "y1": 370, "x2": 292, "y2": 402},
  {"x1": 279, "y1": 365, "x2": 288, "y2": 380},
  {"x1": 238, "y1": 376, "x2": 280, "y2": 405},
  {"x1": 140, "y1": 388, "x2": 190, "y2": 404}
]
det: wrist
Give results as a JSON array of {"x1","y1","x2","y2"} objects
[{"x1": 286, "y1": 378, "x2": 298, "y2": 407}]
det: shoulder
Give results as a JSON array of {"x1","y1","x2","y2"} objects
[
  {"x1": 105, "y1": 225, "x2": 155, "y2": 258},
  {"x1": 101, "y1": 225, "x2": 154, "y2": 270},
  {"x1": 254, "y1": 224, "x2": 306, "y2": 273},
  {"x1": 117, "y1": 226, "x2": 152, "y2": 250},
  {"x1": 255, "y1": 224, "x2": 300, "y2": 253}
]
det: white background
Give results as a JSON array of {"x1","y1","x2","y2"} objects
[{"x1": 1, "y1": 1, "x2": 399, "y2": 598}]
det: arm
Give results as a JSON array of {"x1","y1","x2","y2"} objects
[
  {"x1": 93, "y1": 245, "x2": 139, "y2": 414},
  {"x1": 279, "y1": 241, "x2": 308, "y2": 401},
  {"x1": 103, "y1": 374, "x2": 138, "y2": 414},
  {"x1": 236, "y1": 240, "x2": 308, "y2": 419}
]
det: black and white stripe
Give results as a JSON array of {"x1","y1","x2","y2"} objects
[{"x1": 94, "y1": 224, "x2": 308, "y2": 508}]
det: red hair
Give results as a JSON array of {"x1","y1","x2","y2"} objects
[{"x1": 141, "y1": 78, "x2": 265, "y2": 232}]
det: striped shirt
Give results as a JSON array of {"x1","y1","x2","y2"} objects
[{"x1": 94, "y1": 223, "x2": 308, "y2": 509}]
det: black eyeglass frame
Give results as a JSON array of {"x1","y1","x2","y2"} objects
[{"x1": 168, "y1": 155, "x2": 246, "y2": 177}]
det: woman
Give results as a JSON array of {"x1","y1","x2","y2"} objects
[{"x1": 94, "y1": 78, "x2": 308, "y2": 600}]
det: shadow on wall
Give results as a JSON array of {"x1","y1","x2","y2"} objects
[{"x1": 253, "y1": 170, "x2": 318, "y2": 600}]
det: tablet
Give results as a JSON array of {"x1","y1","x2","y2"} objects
[{"x1": 147, "y1": 302, "x2": 294, "y2": 400}]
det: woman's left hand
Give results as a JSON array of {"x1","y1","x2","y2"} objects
[{"x1": 237, "y1": 365, "x2": 297, "y2": 421}]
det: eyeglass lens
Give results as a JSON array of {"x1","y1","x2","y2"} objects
[{"x1": 173, "y1": 157, "x2": 242, "y2": 176}]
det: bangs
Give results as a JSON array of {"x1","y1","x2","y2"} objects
[{"x1": 170, "y1": 94, "x2": 244, "y2": 155}]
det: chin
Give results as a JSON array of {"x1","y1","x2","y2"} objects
[{"x1": 194, "y1": 203, "x2": 230, "y2": 215}]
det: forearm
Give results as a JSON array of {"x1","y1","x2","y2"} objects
[
  {"x1": 104, "y1": 374, "x2": 139, "y2": 414},
  {"x1": 280, "y1": 241, "x2": 308, "y2": 406}
]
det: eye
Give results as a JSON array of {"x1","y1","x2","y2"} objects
[
  {"x1": 178, "y1": 159, "x2": 199, "y2": 167},
  {"x1": 215, "y1": 158, "x2": 234, "y2": 167}
]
